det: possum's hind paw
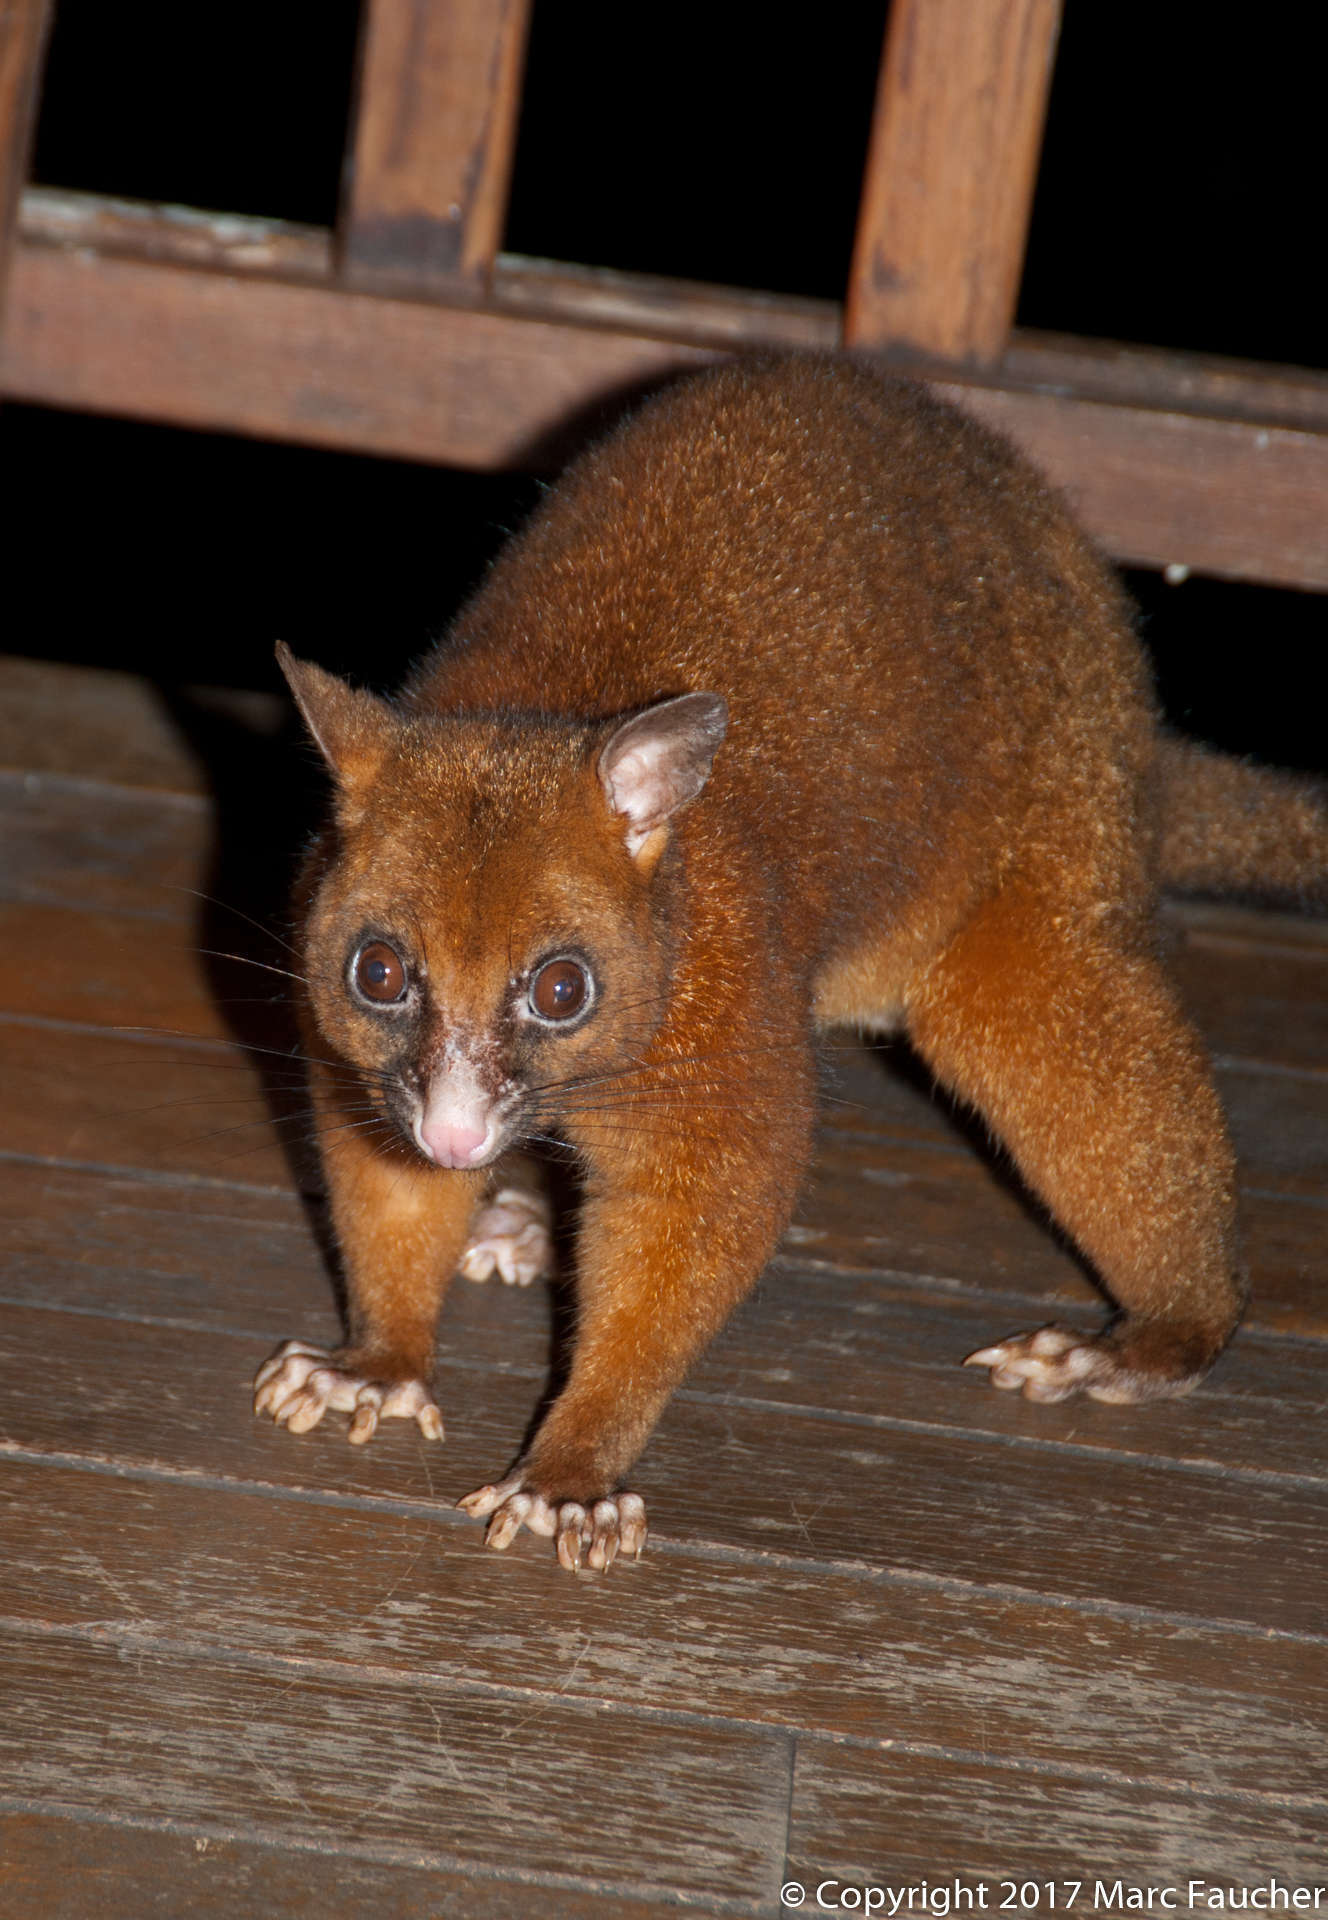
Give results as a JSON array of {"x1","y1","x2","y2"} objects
[
  {"x1": 457, "y1": 1186, "x2": 554, "y2": 1287},
  {"x1": 965, "y1": 1325, "x2": 1101, "y2": 1401},
  {"x1": 457, "y1": 1476, "x2": 648, "y2": 1572},
  {"x1": 252, "y1": 1340, "x2": 444, "y2": 1443},
  {"x1": 964, "y1": 1322, "x2": 1206, "y2": 1405}
]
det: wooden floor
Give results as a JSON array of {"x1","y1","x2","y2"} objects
[{"x1": 1, "y1": 654, "x2": 1325, "y2": 1918}]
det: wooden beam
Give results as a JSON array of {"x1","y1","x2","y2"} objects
[
  {"x1": 16, "y1": 184, "x2": 334, "y2": 281},
  {"x1": 492, "y1": 253, "x2": 841, "y2": 352},
  {"x1": 936, "y1": 377, "x2": 1328, "y2": 589},
  {"x1": 340, "y1": 0, "x2": 532, "y2": 294},
  {"x1": 0, "y1": 0, "x2": 53, "y2": 315},
  {"x1": 846, "y1": 0, "x2": 1062, "y2": 362},
  {"x1": 19, "y1": 184, "x2": 842, "y2": 350},
  {"x1": 3, "y1": 233, "x2": 1326, "y2": 590},
  {"x1": 1002, "y1": 328, "x2": 1328, "y2": 435},
  {"x1": 22, "y1": 192, "x2": 1328, "y2": 430},
  {"x1": 0, "y1": 238, "x2": 714, "y2": 468}
]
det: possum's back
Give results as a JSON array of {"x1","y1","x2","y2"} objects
[{"x1": 411, "y1": 355, "x2": 1157, "y2": 924}]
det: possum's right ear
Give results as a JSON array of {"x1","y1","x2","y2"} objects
[
  {"x1": 598, "y1": 691, "x2": 728, "y2": 868},
  {"x1": 276, "y1": 642, "x2": 396, "y2": 791}
]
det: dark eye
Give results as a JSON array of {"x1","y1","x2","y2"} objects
[
  {"x1": 528, "y1": 957, "x2": 591, "y2": 1024},
  {"x1": 352, "y1": 940, "x2": 409, "y2": 1006}
]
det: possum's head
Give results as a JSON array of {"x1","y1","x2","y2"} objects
[{"x1": 278, "y1": 644, "x2": 726, "y2": 1169}]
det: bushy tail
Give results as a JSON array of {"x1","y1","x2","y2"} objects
[{"x1": 1153, "y1": 735, "x2": 1328, "y2": 906}]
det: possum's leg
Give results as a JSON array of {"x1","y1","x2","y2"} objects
[
  {"x1": 254, "y1": 1060, "x2": 483, "y2": 1443},
  {"x1": 906, "y1": 884, "x2": 1244, "y2": 1402},
  {"x1": 459, "y1": 1008, "x2": 818, "y2": 1569}
]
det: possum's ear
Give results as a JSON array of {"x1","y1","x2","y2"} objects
[
  {"x1": 276, "y1": 641, "x2": 396, "y2": 791},
  {"x1": 597, "y1": 692, "x2": 728, "y2": 867}
]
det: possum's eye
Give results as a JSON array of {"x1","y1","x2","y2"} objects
[
  {"x1": 528, "y1": 957, "x2": 592, "y2": 1025},
  {"x1": 351, "y1": 940, "x2": 409, "y2": 1006}
]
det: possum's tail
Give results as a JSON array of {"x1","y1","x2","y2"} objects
[{"x1": 1153, "y1": 735, "x2": 1328, "y2": 905}]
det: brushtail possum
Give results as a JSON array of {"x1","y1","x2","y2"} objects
[{"x1": 254, "y1": 354, "x2": 1327, "y2": 1572}]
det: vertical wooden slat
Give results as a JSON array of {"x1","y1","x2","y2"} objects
[
  {"x1": 845, "y1": 0, "x2": 1062, "y2": 363},
  {"x1": 0, "y1": 0, "x2": 53, "y2": 316},
  {"x1": 340, "y1": 0, "x2": 532, "y2": 294}
]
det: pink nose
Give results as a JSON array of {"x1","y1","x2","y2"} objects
[{"x1": 419, "y1": 1120, "x2": 488, "y2": 1169}]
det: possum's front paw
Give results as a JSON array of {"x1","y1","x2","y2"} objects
[
  {"x1": 457, "y1": 1475, "x2": 648, "y2": 1572},
  {"x1": 964, "y1": 1322, "x2": 1207, "y2": 1404},
  {"x1": 253, "y1": 1340, "x2": 444, "y2": 1443},
  {"x1": 457, "y1": 1185, "x2": 554, "y2": 1287}
]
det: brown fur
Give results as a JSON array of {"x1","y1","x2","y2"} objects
[{"x1": 258, "y1": 354, "x2": 1323, "y2": 1565}]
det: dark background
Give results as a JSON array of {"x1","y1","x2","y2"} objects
[{"x1": 8, "y1": 0, "x2": 1324, "y2": 770}]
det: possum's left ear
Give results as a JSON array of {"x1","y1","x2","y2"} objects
[
  {"x1": 276, "y1": 641, "x2": 396, "y2": 792},
  {"x1": 597, "y1": 692, "x2": 728, "y2": 866}
]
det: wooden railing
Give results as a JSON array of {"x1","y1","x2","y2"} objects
[{"x1": 2, "y1": 0, "x2": 1325, "y2": 592}]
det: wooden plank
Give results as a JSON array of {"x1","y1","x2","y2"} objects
[
  {"x1": 20, "y1": 191, "x2": 1328, "y2": 432},
  {"x1": 1005, "y1": 326, "x2": 1328, "y2": 434},
  {"x1": 1, "y1": 1007, "x2": 1324, "y2": 1324},
  {"x1": 936, "y1": 376, "x2": 1328, "y2": 589},
  {"x1": 10, "y1": 765, "x2": 1326, "y2": 1074},
  {"x1": 0, "y1": 1149, "x2": 1322, "y2": 1491},
  {"x1": 5, "y1": 1460, "x2": 1326, "y2": 1796},
  {"x1": 1237, "y1": 1190, "x2": 1328, "y2": 1340},
  {"x1": 17, "y1": 182, "x2": 333, "y2": 280},
  {"x1": 0, "y1": 1162, "x2": 339, "y2": 1335},
  {"x1": 0, "y1": 770, "x2": 208, "y2": 920},
  {"x1": 1221, "y1": 1064, "x2": 1328, "y2": 1197},
  {"x1": 1, "y1": 1154, "x2": 1323, "y2": 1479},
  {"x1": 341, "y1": 0, "x2": 532, "y2": 293},
  {"x1": 4, "y1": 241, "x2": 1328, "y2": 588},
  {"x1": 0, "y1": 238, "x2": 714, "y2": 470},
  {"x1": 0, "y1": 1813, "x2": 685, "y2": 1920},
  {"x1": 1, "y1": 745, "x2": 1322, "y2": 1088},
  {"x1": 787, "y1": 1744, "x2": 1326, "y2": 1901},
  {"x1": 807, "y1": 1049, "x2": 1328, "y2": 1324},
  {"x1": 1170, "y1": 898, "x2": 1328, "y2": 954},
  {"x1": 3, "y1": 1006, "x2": 1326, "y2": 1334},
  {"x1": 648, "y1": 1397, "x2": 1328, "y2": 1633},
  {"x1": 0, "y1": 901, "x2": 234, "y2": 1039},
  {"x1": 0, "y1": 897, "x2": 300, "y2": 1064},
  {"x1": 705, "y1": 1258, "x2": 1328, "y2": 1477},
  {"x1": 495, "y1": 252, "x2": 840, "y2": 350},
  {"x1": 0, "y1": 0, "x2": 53, "y2": 315},
  {"x1": 2, "y1": 1306, "x2": 1324, "y2": 1633},
  {"x1": 0, "y1": 1630, "x2": 789, "y2": 1907},
  {"x1": 845, "y1": 0, "x2": 1062, "y2": 362},
  {"x1": 798, "y1": 1126, "x2": 1328, "y2": 1331},
  {"x1": 1171, "y1": 939, "x2": 1328, "y2": 1073},
  {"x1": 0, "y1": 656, "x2": 284, "y2": 794},
  {"x1": 18, "y1": 184, "x2": 839, "y2": 349},
  {"x1": 11, "y1": 887, "x2": 1327, "y2": 1093},
  {"x1": 0, "y1": 1020, "x2": 295, "y2": 1189}
]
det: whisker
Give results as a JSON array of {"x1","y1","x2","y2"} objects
[
  {"x1": 174, "y1": 1102, "x2": 395, "y2": 1159},
  {"x1": 167, "y1": 886, "x2": 300, "y2": 957},
  {"x1": 194, "y1": 948, "x2": 309, "y2": 986},
  {"x1": 107, "y1": 1024, "x2": 392, "y2": 1084},
  {"x1": 530, "y1": 1035, "x2": 817, "y2": 1101}
]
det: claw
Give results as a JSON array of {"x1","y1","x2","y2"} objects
[
  {"x1": 458, "y1": 1187, "x2": 554, "y2": 1287},
  {"x1": 556, "y1": 1503, "x2": 589, "y2": 1572},
  {"x1": 456, "y1": 1474, "x2": 522, "y2": 1521},
  {"x1": 486, "y1": 1494, "x2": 532, "y2": 1552},
  {"x1": 348, "y1": 1392, "x2": 381, "y2": 1445},
  {"x1": 252, "y1": 1340, "x2": 444, "y2": 1442},
  {"x1": 458, "y1": 1477, "x2": 647, "y2": 1571},
  {"x1": 617, "y1": 1493, "x2": 648, "y2": 1558},
  {"x1": 965, "y1": 1324, "x2": 1113, "y2": 1403}
]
